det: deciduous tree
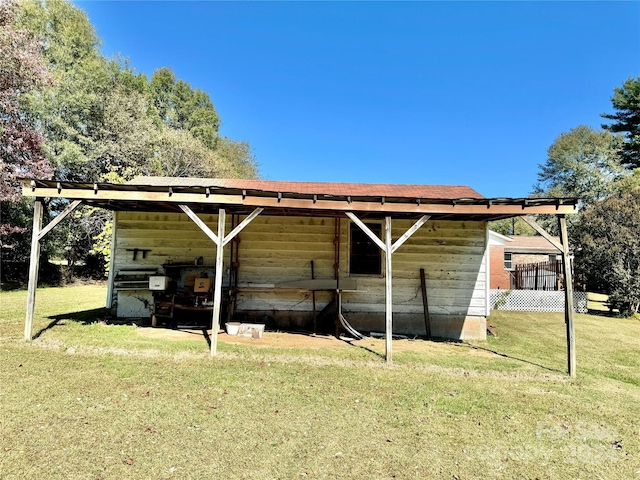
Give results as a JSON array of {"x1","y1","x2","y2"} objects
[
  {"x1": 6, "y1": 0, "x2": 259, "y2": 282},
  {"x1": 534, "y1": 125, "x2": 626, "y2": 209},
  {"x1": 0, "y1": 0, "x2": 53, "y2": 264},
  {"x1": 574, "y1": 190, "x2": 640, "y2": 315},
  {"x1": 0, "y1": 0, "x2": 53, "y2": 201}
]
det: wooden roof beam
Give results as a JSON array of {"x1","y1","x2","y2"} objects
[{"x1": 22, "y1": 185, "x2": 578, "y2": 217}]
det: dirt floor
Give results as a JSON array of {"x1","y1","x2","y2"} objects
[{"x1": 136, "y1": 326, "x2": 498, "y2": 357}]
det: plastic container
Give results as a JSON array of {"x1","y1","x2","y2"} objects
[
  {"x1": 240, "y1": 323, "x2": 265, "y2": 339},
  {"x1": 225, "y1": 322, "x2": 241, "y2": 335},
  {"x1": 148, "y1": 276, "x2": 170, "y2": 291}
]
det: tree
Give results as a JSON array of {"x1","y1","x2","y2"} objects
[
  {"x1": 149, "y1": 67, "x2": 221, "y2": 148},
  {"x1": 574, "y1": 190, "x2": 640, "y2": 315},
  {"x1": 0, "y1": 0, "x2": 53, "y2": 201},
  {"x1": 8, "y1": 0, "x2": 259, "y2": 281},
  {"x1": 148, "y1": 127, "x2": 232, "y2": 178},
  {"x1": 616, "y1": 168, "x2": 640, "y2": 193},
  {"x1": 0, "y1": 0, "x2": 53, "y2": 265},
  {"x1": 601, "y1": 77, "x2": 640, "y2": 169},
  {"x1": 93, "y1": 86, "x2": 157, "y2": 183},
  {"x1": 19, "y1": 0, "x2": 117, "y2": 182},
  {"x1": 215, "y1": 137, "x2": 259, "y2": 179},
  {"x1": 488, "y1": 218, "x2": 536, "y2": 237},
  {"x1": 534, "y1": 125, "x2": 627, "y2": 210}
]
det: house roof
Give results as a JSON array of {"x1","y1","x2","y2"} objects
[
  {"x1": 504, "y1": 235, "x2": 562, "y2": 254},
  {"x1": 21, "y1": 177, "x2": 579, "y2": 221},
  {"x1": 488, "y1": 230, "x2": 514, "y2": 246},
  {"x1": 127, "y1": 177, "x2": 484, "y2": 200}
]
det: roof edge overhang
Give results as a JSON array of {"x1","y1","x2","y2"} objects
[
  {"x1": 488, "y1": 230, "x2": 515, "y2": 245},
  {"x1": 20, "y1": 179, "x2": 579, "y2": 220},
  {"x1": 504, "y1": 246, "x2": 562, "y2": 254}
]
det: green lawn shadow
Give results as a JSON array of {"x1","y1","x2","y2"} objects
[{"x1": 33, "y1": 307, "x2": 110, "y2": 340}]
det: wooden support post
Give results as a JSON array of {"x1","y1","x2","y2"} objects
[
  {"x1": 334, "y1": 218, "x2": 341, "y2": 338},
  {"x1": 558, "y1": 215, "x2": 576, "y2": 377},
  {"x1": 180, "y1": 206, "x2": 262, "y2": 356},
  {"x1": 210, "y1": 209, "x2": 226, "y2": 357},
  {"x1": 106, "y1": 211, "x2": 118, "y2": 309},
  {"x1": 384, "y1": 216, "x2": 393, "y2": 363},
  {"x1": 24, "y1": 199, "x2": 44, "y2": 341},
  {"x1": 346, "y1": 213, "x2": 429, "y2": 361}
]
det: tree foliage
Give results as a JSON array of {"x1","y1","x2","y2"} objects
[
  {"x1": 534, "y1": 125, "x2": 626, "y2": 209},
  {"x1": 0, "y1": 0, "x2": 53, "y2": 202},
  {"x1": 488, "y1": 217, "x2": 536, "y2": 236},
  {"x1": 574, "y1": 191, "x2": 640, "y2": 315},
  {"x1": 18, "y1": 1, "x2": 257, "y2": 185},
  {"x1": 601, "y1": 77, "x2": 640, "y2": 169},
  {"x1": 0, "y1": 0, "x2": 54, "y2": 268},
  {"x1": 2, "y1": 0, "x2": 259, "y2": 284}
]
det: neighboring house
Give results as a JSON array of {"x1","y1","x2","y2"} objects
[
  {"x1": 488, "y1": 230, "x2": 514, "y2": 290},
  {"x1": 489, "y1": 231, "x2": 562, "y2": 289}
]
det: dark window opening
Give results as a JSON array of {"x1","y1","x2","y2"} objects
[{"x1": 350, "y1": 223, "x2": 382, "y2": 275}]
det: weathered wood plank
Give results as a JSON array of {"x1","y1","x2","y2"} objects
[
  {"x1": 340, "y1": 301, "x2": 486, "y2": 316},
  {"x1": 237, "y1": 241, "x2": 336, "y2": 252},
  {"x1": 274, "y1": 278, "x2": 358, "y2": 290},
  {"x1": 390, "y1": 215, "x2": 430, "y2": 253},
  {"x1": 211, "y1": 209, "x2": 226, "y2": 356},
  {"x1": 38, "y1": 200, "x2": 82, "y2": 241},
  {"x1": 385, "y1": 216, "x2": 393, "y2": 363},
  {"x1": 24, "y1": 200, "x2": 44, "y2": 341},
  {"x1": 232, "y1": 220, "x2": 335, "y2": 233},
  {"x1": 24, "y1": 185, "x2": 578, "y2": 216},
  {"x1": 558, "y1": 215, "x2": 576, "y2": 377}
]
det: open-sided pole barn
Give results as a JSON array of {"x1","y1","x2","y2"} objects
[{"x1": 21, "y1": 178, "x2": 578, "y2": 375}]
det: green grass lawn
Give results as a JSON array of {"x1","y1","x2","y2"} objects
[{"x1": 1, "y1": 285, "x2": 639, "y2": 479}]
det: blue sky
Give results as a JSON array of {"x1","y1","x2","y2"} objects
[{"x1": 76, "y1": 1, "x2": 639, "y2": 198}]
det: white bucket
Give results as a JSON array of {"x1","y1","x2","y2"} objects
[{"x1": 225, "y1": 322, "x2": 241, "y2": 335}]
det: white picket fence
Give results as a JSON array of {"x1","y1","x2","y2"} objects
[{"x1": 490, "y1": 289, "x2": 588, "y2": 313}]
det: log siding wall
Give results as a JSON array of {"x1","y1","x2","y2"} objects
[{"x1": 111, "y1": 212, "x2": 488, "y2": 340}]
